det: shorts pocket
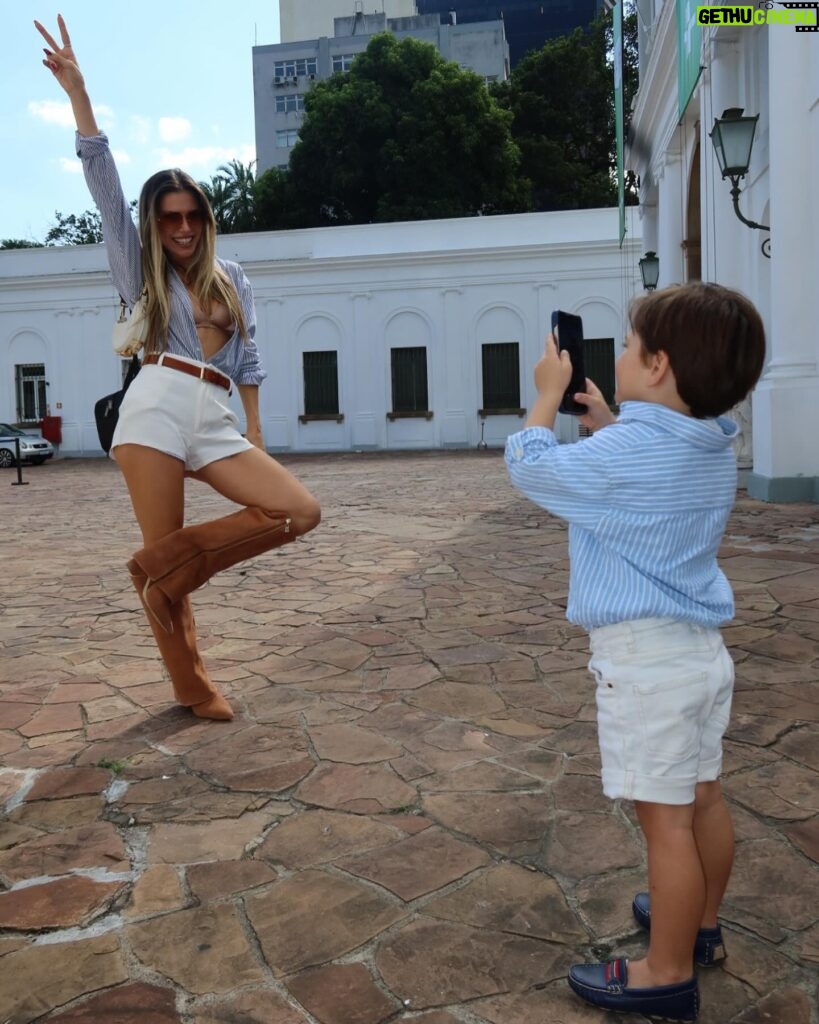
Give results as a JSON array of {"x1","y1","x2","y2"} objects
[{"x1": 634, "y1": 671, "x2": 708, "y2": 761}]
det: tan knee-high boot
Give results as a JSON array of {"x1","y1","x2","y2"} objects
[
  {"x1": 127, "y1": 508, "x2": 294, "y2": 634},
  {"x1": 129, "y1": 571, "x2": 233, "y2": 721}
]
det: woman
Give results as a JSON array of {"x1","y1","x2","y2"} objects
[{"x1": 36, "y1": 16, "x2": 321, "y2": 721}]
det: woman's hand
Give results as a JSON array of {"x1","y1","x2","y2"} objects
[
  {"x1": 575, "y1": 378, "x2": 617, "y2": 432},
  {"x1": 244, "y1": 427, "x2": 266, "y2": 453},
  {"x1": 35, "y1": 15, "x2": 84, "y2": 94}
]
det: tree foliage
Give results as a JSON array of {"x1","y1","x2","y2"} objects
[
  {"x1": 44, "y1": 209, "x2": 104, "y2": 245},
  {"x1": 282, "y1": 33, "x2": 528, "y2": 227},
  {"x1": 254, "y1": 167, "x2": 294, "y2": 232},
  {"x1": 1, "y1": 238, "x2": 44, "y2": 249},
  {"x1": 493, "y1": 6, "x2": 639, "y2": 211},
  {"x1": 200, "y1": 160, "x2": 257, "y2": 233},
  {"x1": 40, "y1": 200, "x2": 138, "y2": 246}
]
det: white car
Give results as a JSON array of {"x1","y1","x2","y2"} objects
[{"x1": 0, "y1": 423, "x2": 54, "y2": 467}]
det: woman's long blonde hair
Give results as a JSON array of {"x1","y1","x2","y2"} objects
[{"x1": 138, "y1": 169, "x2": 247, "y2": 356}]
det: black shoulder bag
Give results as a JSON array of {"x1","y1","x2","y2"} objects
[{"x1": 94, "y1": 354, "x2": 141, "y2": 454}]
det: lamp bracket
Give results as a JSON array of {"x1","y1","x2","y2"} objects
[
  {"x1": 729, "y1": 180, "x2": 770, "y2": 233},
  {"x1": 729, "y1": 180, "x2": 771, "y2": 258}
]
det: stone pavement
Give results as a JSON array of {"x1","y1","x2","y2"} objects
[{"x1": 1, "y1": 453, "x2": 817, "y2": 1024}]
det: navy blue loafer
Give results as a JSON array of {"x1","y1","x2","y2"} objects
[
  {"x1": 568, "y1": 957, "x2": 699, "y2": 1021},
  {"x1": 633, "y1": 892, "x2": 726, "y2": 966}
]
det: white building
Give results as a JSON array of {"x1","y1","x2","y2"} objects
[
  {"x1": 628, "y1": 0, "x2": 819, "y2": 501},
  {"x1": 0, "y1": 211, "x2": 641, "y2": 456}
]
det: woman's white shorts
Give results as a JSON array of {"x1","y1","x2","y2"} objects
[
  {"x1": 588, "y1": 617, "x2": 735, "y2": 805},
  {"x1": 111, "y1": 355, "x2": 253, "y2": 472}
]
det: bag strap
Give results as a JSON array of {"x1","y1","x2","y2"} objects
[{"x1": 118, "y1": 286, "x2": 148, "y2": 314}]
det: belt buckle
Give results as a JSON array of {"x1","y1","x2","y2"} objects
[{"x1": 199, "y1": 365, "x2": 206, "y2": 381}]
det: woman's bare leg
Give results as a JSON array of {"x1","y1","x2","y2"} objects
[
  {"x1": 115, "y1": 443, "x2": 185, "y2": 543},
  {"x1": 194, "y1": 447, "x2": 321, "y2": 534},
  {"x1": 114, "y1": 444, "x2": 232, "y2": 720}
]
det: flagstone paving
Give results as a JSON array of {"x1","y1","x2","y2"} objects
[{"x1": 1, "y1": 453, "x2": 818, "y2": 1024}]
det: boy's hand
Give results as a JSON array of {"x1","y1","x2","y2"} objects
[
  {"x1": 533, "y1": 332, "x2": 573, "y2": 401},
  {"x1": 575, "y1": 378, "x2": 617, "y2": 432},
  {"x1": 524, "y1": 333, "x2": 572, "y2": 430}
]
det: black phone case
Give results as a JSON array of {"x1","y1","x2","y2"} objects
[{"x1": 551, "y1": 310, "x2": 586, "y2": 415}]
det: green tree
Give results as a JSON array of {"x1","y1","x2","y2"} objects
[
  {"x1": 41, "y1": 200, "x2": 138, "y2": 245},
  {"x1": 1, "y1": 238, "x2": 44, "y2": 249},
  {"x1": 45, "y1": 209, "x2": 103, "y2": 245},
  {"x1": 254, "y1": 166, "x2": 295, "y2": 231},
  {"x1": 200, "y1": 176, "x2": 235, "y2": 233},
  {"x1": 494, "y1": 7, "x2": 638, "y2": 211},
  {"x1": 200, "y1": 159, "x2": 257, "y2": 233},
  {"x1": 286, "y1": 33, "x2": 528, "y2": 227}
]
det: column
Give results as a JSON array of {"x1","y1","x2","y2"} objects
[
  {"x1": 349, "y1": 292, "x2": 379, "y2": 449},
  {"x1": 439, "y1": 288, "x2": 468, "y2": 447},
  {"x1": 656, "y1": 152, "x2": 684, "y2": 287},
  {"x1": 748, "y1": 29, "x2": 819, "y2": 501},
  {"x1": 260, "y1": 298, "x2": 291, "y2": 451},
  {"x1": 699, "y1": 39, "x2": 748, "y2": 289}
]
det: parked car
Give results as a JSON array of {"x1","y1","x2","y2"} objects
[{"x1": 0, "y1": 424, "x2": 55, "y2": 467}]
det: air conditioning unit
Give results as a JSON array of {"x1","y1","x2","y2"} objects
[
  {"x1": 291, "y1": 76, "x2": 299, "y2": 85},
  {"x1": 309, "y1": 73, "x2": 316, "y2": 80},
  {"x1": 274, "y1": 76, "x2": 283, "y2": 85}
]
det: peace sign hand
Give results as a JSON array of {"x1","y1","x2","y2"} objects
[{"x1": 35, "y1": 14, "x2": 84, "y2": 95}]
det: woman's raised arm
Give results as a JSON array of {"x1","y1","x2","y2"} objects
[{"x1": 35, "y1": 15, "x2": 98, "y2": 137}]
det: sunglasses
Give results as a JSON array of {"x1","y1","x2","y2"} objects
[{"x1": 158, "y1": 209, "x2": 204, "y2": 228}]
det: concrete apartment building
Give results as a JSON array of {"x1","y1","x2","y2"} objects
[
  {"x1": 253, "y1": 6, "x2": 510, "y2": 174},
  {"x1": 279, "y1": 0, "x2": 418, "y2": 42}
]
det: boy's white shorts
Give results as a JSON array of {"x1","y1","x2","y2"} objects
[{"x1": 588, "y1": 617, "x2": 734, "y2": 805}]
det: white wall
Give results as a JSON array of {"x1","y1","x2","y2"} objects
[{"x1": 0, "y1": 210, "x2": 642, "y2": 456}]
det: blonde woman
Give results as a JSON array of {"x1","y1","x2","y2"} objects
[{"x1": 37, "y1": 15, "x2": 320, "y2": 721}]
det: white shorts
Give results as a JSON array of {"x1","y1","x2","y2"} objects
[
  {"x1": 111, "y1": 355, "x2": 253, "y2": 472},
  {"x1": 588, "y1": 618, "x2": 735, "y2": 805}
]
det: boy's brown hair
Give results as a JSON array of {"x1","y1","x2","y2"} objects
[{"x1": 629, "y1": 282, "x2": 766, "y2": 418}]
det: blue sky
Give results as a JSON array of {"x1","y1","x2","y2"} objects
[{"x1": 4, "y1": 1, "x2": 282, "y2": 243}]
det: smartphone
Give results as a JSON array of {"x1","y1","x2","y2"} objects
[{"x1": 550, "y1": 310, "x2": 587, "y2": 416}]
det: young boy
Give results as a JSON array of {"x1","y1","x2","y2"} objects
[{"x1": 505, "y1": 283, "x2": 766, "y2": 1022}]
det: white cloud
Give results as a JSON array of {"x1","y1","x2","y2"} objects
[
  {"x1": 28, "y1": 100, "x2": 114, "y2": 129},
  {"x1": 158, "y1": 117, "x2": 192, "y2": 143},
  {"x1": 129, "y1": 115, "x2": 152, "y2": 145},
  {"x1": 111, "y1": 149, "x2": 131, "y2": 165},
  {"x1": 58, "y1": 157, "x2": 83, "y2": 174},
  {"x1": 28, "y1": 100, "x2": 74, "y2": 127},
  {"x1": 95, "y1": 104, "x2": 116, "y2": 130},
  {"x1": 154, "y1": 144, "x2": 256, "y2": 172}
]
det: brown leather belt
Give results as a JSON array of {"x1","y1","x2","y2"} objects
[{"x1": 143, "y1": 354, "x2": 231, "y2": 391}]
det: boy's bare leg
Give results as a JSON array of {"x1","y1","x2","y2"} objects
[
  {"x1": 628, "y1": 801, "x2": 703, "y2": 988},
  {"x1": 693, "y1": 779, "x2": 734, "y2": 928}
]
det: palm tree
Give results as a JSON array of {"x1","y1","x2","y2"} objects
[
  {"x1": 200, "y1": 159, "x2": 257, "y2": 234},
  {"x1": 199, "y1": 176, "x2": 234, "y2": 233},
  {"x1": 218, "y1": 159, "x2": 257, "y2": 233}
]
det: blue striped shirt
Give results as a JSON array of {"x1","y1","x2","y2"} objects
[
  {"x1": 505, "y1": 402, "x2": 739, "y2": 630},
  {"x1": 75, "y1": 132, "x2": 266, "y2": 386}
]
